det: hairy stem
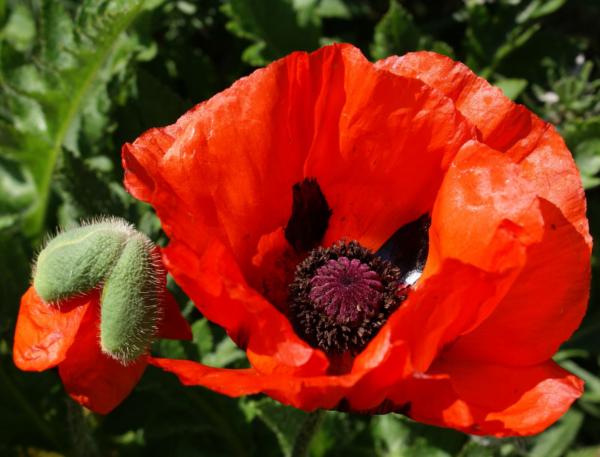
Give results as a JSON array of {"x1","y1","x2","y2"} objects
[{"x1": 291, "y1": 410, "x2": 326, "y2": 457}]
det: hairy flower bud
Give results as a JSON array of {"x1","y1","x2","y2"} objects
[
  {"x1": 33, "y1": 220, "x2": 133, "y2": 303},
  {"x1": 100, "y1": 233, "x2": 162, "y2": 363}
]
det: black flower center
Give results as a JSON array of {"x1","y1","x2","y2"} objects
[{"x1": 289, "y1": 241, "x2": 405, "y2": 355}]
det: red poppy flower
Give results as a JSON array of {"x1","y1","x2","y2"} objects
[
  {"x1": 13, "y1": 280, "x2": 191, "y2": 414},
  {"x1": 122, "y1": 44, "x2": 591, "y2": 436}
]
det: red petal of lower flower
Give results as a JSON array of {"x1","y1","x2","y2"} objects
[
  {"x1": 390, "y1": 358, "x2": 582, "y2": 436},
  {"x1": 13, "y1": 287, "x2": 92, "y2": 371},
  {"x1": 58, "y1": 303, "x2": 147, "y2": 414},
  {"x1": 156, "y1": 287, "x2": 192, "y2": 341}
]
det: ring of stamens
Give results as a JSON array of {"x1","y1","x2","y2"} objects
[{"x1": 289, "y1": 241, "x2": 405, "y2": 355}]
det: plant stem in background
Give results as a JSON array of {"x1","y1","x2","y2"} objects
[{"x1": 291, "y1": 410, "x2": 326, "y2": 457}]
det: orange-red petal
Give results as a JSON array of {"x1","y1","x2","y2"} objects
[
  {"x1": 58, "y1": 302, "x2": 147, "y2": 414},
  {"x1": 409, "y1": 140, "x2": 590, "y2": 367},
  {"x1": 13, "y1": 287, "x2": 93, "y2": 371},
  {"x1": 444, "y1": 198, "x2": 591, "y2": 366},
  {"x1": 376, "y1": 51, "x2": 590, "y2": 246},
  {"x1": 391, "y1": 358, "x2": 582, "y2": 436}
]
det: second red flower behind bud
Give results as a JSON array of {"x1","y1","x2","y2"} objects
[{"x1": 14, "y1": 218, "x2": 191, "y2": 413}]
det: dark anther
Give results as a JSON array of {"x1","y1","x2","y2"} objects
[
  {"x1": 285, "y1": 178, "x2": 332, "y2": 252},
  {"x1": 289, "y1": 241, "x2": 405, "y2": 355},
  {"x1": 376, "y1": 214, "x2": 431, "y2": 284}
]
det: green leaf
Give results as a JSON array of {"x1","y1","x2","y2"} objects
[
  {"x1": 530, "y1": 409, "x2": 584, "y2": 457},
  {"x1": 1, "y1": 2, "x2": 35, "y2": 51},
  {"x1": 370, "y1": 1, "x2": 453, "y2": 61},
  {"x1": 560, "y1": 360, "x2": 600, "y2": 403},
  {"x1": 315, "y1": 0, "x2": 351, "y2": 19},
  {"x1": 221, "y1": 0, "x2": 321, "y2": 66},
  {"x1": 371, "y1": 0, "x2": 419, "y2": 60},
  {"x1": 566, "y1": 446, "x2": 600, "y2": 457},
  {"x1": 192, "y1": 318, "x2": 214, "y2": 359},
  {"x1": 495, "y1": 78, "x2": 528, "y2": 100},
  {"x1": 244, "y1": 398, "x2": 309, "y2": 457},
  {"x1": 54, "y1": 149, "x2": 129, "y2": 224},
  {"x1": 0, "y1": 0, "x2": 161, "y2": 240},
  {"x1": 574, "y1": 139, "x2": 600, "y2": 189},
  {"x1": 516, "y1": 0, "x2": 567, "y2": 24},
  {"x1": 202, "y1": 335, "x2": 247, "y2": 368},
  {"x1": 456, "y1": 441, "x2": 495, "y2": 457},
  {"x1": 372, "y1": 414, "x2": 466, "y2": 457}
]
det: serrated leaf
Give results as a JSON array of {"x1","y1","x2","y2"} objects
[{"x1": 0, "y1": 0, "x2": 161, "y2": 239}]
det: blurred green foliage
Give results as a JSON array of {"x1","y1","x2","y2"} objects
[{"x1": 0, "y1": 0, "x2": 599, "y2": 456}]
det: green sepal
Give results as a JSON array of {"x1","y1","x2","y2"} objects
[
  {"x1": 100, "y1": 233, "x2": 162, "y2": 364},
  {"x1": 33, "y1": 220, "x2": 133, "y2": 303}
]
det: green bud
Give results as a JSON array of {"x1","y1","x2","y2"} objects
[
  {"x1": 100, "y1": 233, "x2": 162, "y2": 364},
  {"x1": 33, "y1": 220, "x2": 134, "y2": 303}
]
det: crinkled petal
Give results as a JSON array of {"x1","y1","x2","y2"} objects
[
  {"x1": 13, "y1": 287, "x2": 93, "y2": 371},
  {"x1": 58, "y1": 303, "x2": 147, "y2": 414},
  {"x1": 390, "y1": 358, "x2": 582, "y2": 437},
  {"x1": 376, "y1": 51, "x2": 590, "y2": 246},
  {"x1": 424, "y1": 141, "x2": 590, "y2": 365},
  {"x1": 445, "y1": 198, "x2": 591, "y2": 365},
  {"x1": 426, "y1": 140, "x2": 544, "y2": 276}
]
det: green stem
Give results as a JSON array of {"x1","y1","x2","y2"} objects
[
  {"x1": 291, "y1": 410, "x2": 326, "y2": 457},
  {"x1": 66, "y1": 399, "x2": 100, "y2": 457},
  {"x1": 0, "y1": 363, "x2": 62, "y2": 449}
]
